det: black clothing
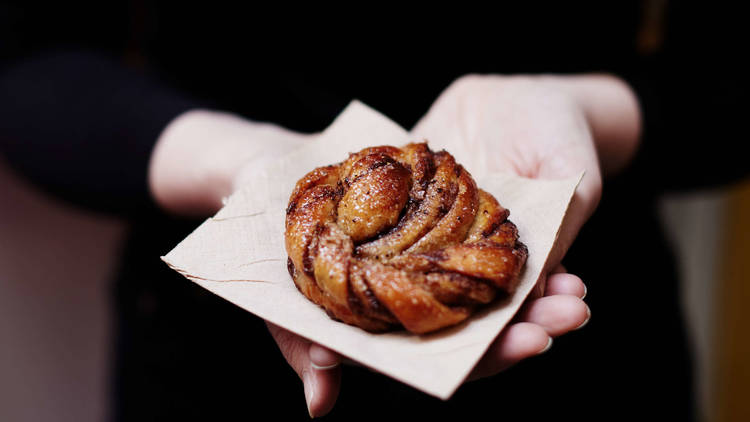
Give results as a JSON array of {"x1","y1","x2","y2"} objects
[{"x1": 2, "y1": 2, "x2": 747, "y2": 421}]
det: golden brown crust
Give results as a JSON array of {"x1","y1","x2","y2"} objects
[{"x1": 284, "y1": 142, "x2": 527, "y2": 334}]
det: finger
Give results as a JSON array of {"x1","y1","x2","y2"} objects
[
  {"x1": 469, "y1": 322, "x2": 551, "y2": 380},
  {"x1": 529, "y1": 276, "x2": 547, "y2": 301},
  {"x1": 309, "y1": 343, "x2": 342, "y2": 370},
  {"x1": 305, "y1": 358, "x2": 342, "y2": 418},
  {"x1": 517, "y1": 295, "x2": 590, "y2": 337},
  {"x1": 307, "y1": 344, "x2": 343, "y2": 417},
  {"x1": 529, "y1": 264, "x2": 571, "y2": 300},
  {"x1": 544, "y1": 272, "x2": 586, "y2": 298},
  {"x1": 266, "y1": 322, "x2": 342, "y2": 417}
]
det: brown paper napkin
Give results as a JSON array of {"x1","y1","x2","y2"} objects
[{"x1": 162, "y1": 101, "x2": 582, "y2": 399}]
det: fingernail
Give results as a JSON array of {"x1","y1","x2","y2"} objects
[
  {"x1": 303, "y1": 370, "x2": 315, "y2": 418},
  {"x1": 309, "y1": 343, "x2": 341, "y2": 370},
  {"x1": 575, "y1": 306, "x2": 591, "y2": 330},
  {"x1": 581, "y1": 283, "x2": 587, "y2": 300},
  {"x1": 538, "y1": 337, "x2": 553, "y2": 354},
  {"x1": 311, "y1": 361, "x2": 340, "y2": 371}
]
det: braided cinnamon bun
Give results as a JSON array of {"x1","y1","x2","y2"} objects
[{"x1": 285, "y1": 143, "x2": 527, "y2": 334}]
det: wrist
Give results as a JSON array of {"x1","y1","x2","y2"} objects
[
  {"x1": 149, "y1": 110, "x2": 265, "y2": 216},
  {"x1": 149, "y1": 109, "x2": 311, "y2": 216}
]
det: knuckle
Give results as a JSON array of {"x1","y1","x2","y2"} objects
[{"x1": 450, "y1": 73, "x2": 485, "y2": 93}]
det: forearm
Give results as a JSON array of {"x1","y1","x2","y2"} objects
[{"x1": 539, "y1": 74, "x2": 642, "y2": 177}]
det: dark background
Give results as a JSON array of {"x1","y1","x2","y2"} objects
[{"x1": 1, "y1": 1, "x2": 748, "y2": 421}]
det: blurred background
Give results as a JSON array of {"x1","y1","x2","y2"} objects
[{"x1": 1, "y1": 0, "x2": 748, "y2": 421}]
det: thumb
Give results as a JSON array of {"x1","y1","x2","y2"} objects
[{"x1": 266, "y1": 322, "x2": 342, "y2": 418}]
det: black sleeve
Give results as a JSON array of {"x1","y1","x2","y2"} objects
[
  {"x1": 623, "y1": 1, "x2": 750, "y2": 193},
  {"x1": 0, "y1": 50, "x2": 201, "y2": 215}
]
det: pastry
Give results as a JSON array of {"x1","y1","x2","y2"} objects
[{"x1": 285, "y1": 143, "x2": 527, "y2": 334}]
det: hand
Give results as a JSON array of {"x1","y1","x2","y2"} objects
[
  {"x1": 412, "y1": 74, "x2": 604, "y2": 265},
  {"x1": 149, "y1": 110, "x2": 342, "y2": 417},
  {"x1": 253, "y1": 74, "x2": 639, "y2": 416},
  {"x1": 410, "y1": 74, "x2": 640, "y2": 380}
]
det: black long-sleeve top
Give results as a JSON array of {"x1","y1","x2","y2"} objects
[{"x1": 2, "y1": 2, "x2": 747, "y2": 421}]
